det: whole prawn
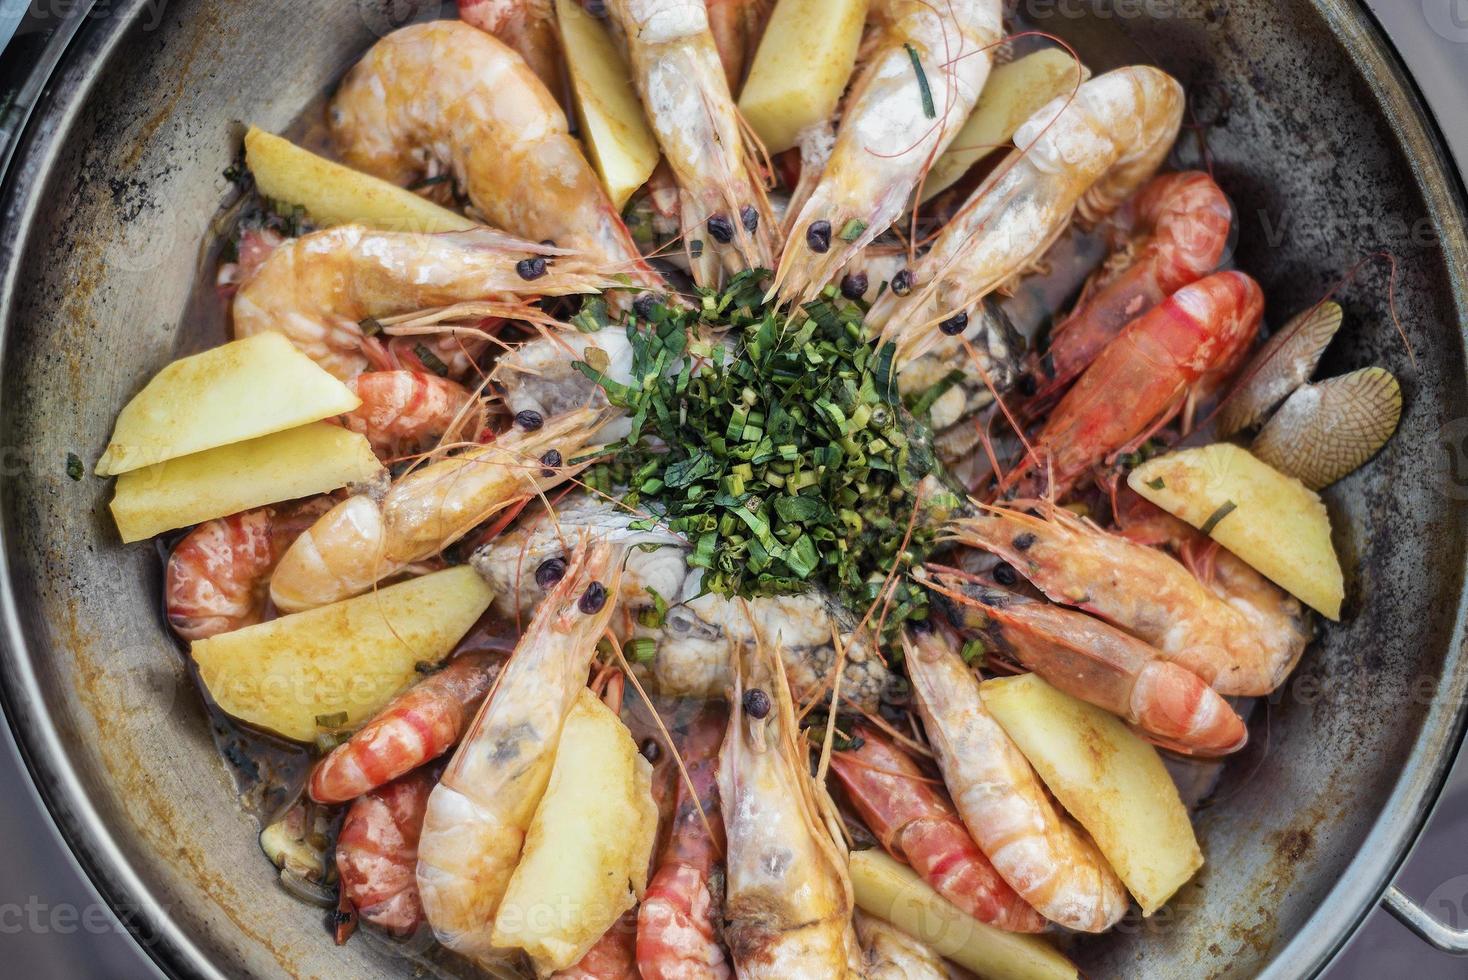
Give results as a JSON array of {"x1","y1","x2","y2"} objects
[
  {"x1": 335, "y1": 770, "x2": 435, "y2": 939},
  {"x1": 330, "y1": 21, "x2": 662, "y2": 294},
  {"x1": 904, "y1": 625, "x2": 1128, "y2": 933},
  {"x1": 232, "y1": 225, "x2": 609, "y2": 380},
  {"x1": 829, "y1": 724, "x2": 1046, "y2": 932},
  {"x1": 344, "y1": 370, "x2": 483, "y2": 459},
  {"x1": 309, "y1": 651, "x2": 503, "y2": 804},
  {"x1": 269, "y1": 405, "x2": 608, "y2": 611},
  {"x1": 637, "y1": 706, "x2": 732, "y2": 980},
  {"x1": 416, "y1": 539, "x2": 621, "y2": 966},
  {"x1": 925, "y1": 570, "x2": 1248, "y2": 756},
  {"x1": 165, "y1": 497, "x2": 334, "y2": 641},
  {"x1": 604, "y1": 0, "x2": 777, "y2": 285},
  {"x1": 457, "y1": 0, "x2": 561, "y2": 96},
  {"x1": 773, "y1": 0, "x2": 1003, "y2": 305},
  {"x1": 719, "y1": 641, "x2": 863, "y2": 977},
  {"x1": 1004, "y1": 270, "x2": 1262, "y2": 498},
  {"x1": 947, "y1": 503, "x2": 1312, "y2": 696},
  {"x1": 1024, "y1": 170, "x2": 1233, "y2": 410}
]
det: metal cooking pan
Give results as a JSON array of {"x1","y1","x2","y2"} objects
[{"x1": 0, "y1": 1, "x2": 1466, "y2": 976}]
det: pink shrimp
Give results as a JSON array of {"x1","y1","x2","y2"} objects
[
  {"x1": 925, "y1": 570, "x2": 1248, "y2": 756},
  {"x1": 343, "y1": 370, "x2": 483, "y2": 459},
  {"x1": 636, "y1": 708, "x2": 732, "y2": 980},
  {"x1": 829, "y1": 725, "x2": 1046, "y2": 932},
  {"x1": 1002, "y1": 270, "x2": 1263, "y2": 499},
  {"x1": 457, "y1": 0, "x2": 561, "y2": 96},
  {"x1": 558, "y1": 914, "x2": 640, "y2": 979},
  {"x1": 1025, "y1": 171, "x2": 1233, "y2": 410},
  {"x1": 309, "y1": 651, "x2": 502, "y2": 805},
  {"x1": 947, "y1": 504, "x2": 1312, "y2": 696},
  {"x1": 164, "y1": 497, "x2": 333, "y2": 641},
  {"x1": 335, "y1": 769, "x2": 434, "y2": 939}
]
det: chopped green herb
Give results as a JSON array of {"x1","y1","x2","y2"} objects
[
  {"x1": 629, "y1": 637, "x2": 658, "y2": 664},
  {"x1": 414, "y1": 343, "x2": 449, "y2": 377},
  {"x1": 1199, "y1": 499, "x2": 1237, "y2": 536},
  {"x1": 1146, "y1": 476, "x2": 1166, "y2": 491},
  {"x1": 637, "y1": 587, "x2": 669, "y2": 629},
  {"x1": 839, "y1": 219, "x2": 868, "y2": 242},
  {"x1": 905, "y1": 43, "x2": 936, "y2": 119},
  {"x1": 65, "y1": 453, "x2": 83, "y2": 481},
  {"x1": 314, "y1": 711, "x2": 349, "y2": 730},
  {"x1": 408, "y1": 173, "x2": 452, "y2": 191},
  {"x1": 960, "y1": 638, "x2": 987, "y2": 666}
]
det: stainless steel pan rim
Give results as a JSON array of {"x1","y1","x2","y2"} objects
[{"x1": 0, "y1": 1, "x2": 1465, "y2": 978}]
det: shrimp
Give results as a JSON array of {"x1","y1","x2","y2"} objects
[
  {"x1": 637, "y1": 707, "x2": 732, "y2": 980},
  {"x1": 829, "y1": 724, "x2": 1046, "y2": 932},
  {"x1": 1024, "y1": 170, "x2": 1233, "y2": 410},
  {"x1": 335, "y1": 770, "x2": 434, "y2": 939},
  {"x1": 270, "y1": 405, "x2": 609, "y2": 611},
  {"x1": 165, "y1": 497, "x2": 335, "y2": 641},
  {"x1": 855, "y1": 912, "x2": 951, "y2": 980},
  {"x1": 559, "y1": 914, "x2": 641, "y2": 980},
  {"x1": 232, "y1": 225, "x2": 609, "y2": 380},
  {"x1": 707, "y1": 0, "x2": 772, "y2": 89},
  {"x1": 309, "y1": 652, "x2": 503, "y2": 804},
  {"x1": 868, "y1": 66, "x2": 1185, "y2": 374},
  {"x1": 719, "y1": 640, "x2": 864, "y2": 977},
  {"x1": 1002, "y1": 270, "x2": 1263, "y2": 499},
  {"x1": 925, "y1": 570, "x2": 1248, "y2": 756},
  {"x1": 604, "y1": 0, "x2": 777, "y2": 285},
  {"x1": 903, "y1": 625, "x2": 1128, "y2": 932},
  {"x1": 344, "y1": 371, "x2": 483, "y2": 459},
  {"x1": 947, "y1": 503, "x2": 1312, "y2": 696},
  {"x1": 416, "y1": 539, "x2": 621, "y2": 965},
  {"x1": 457, "y1": 0, "x2": 561, "y2": 96},
  {"x1": 330, "y1": 21, "x2": 661, "y2": 294},
  {"x1": 773, "y1": 0, "x2": 1003, "y2": 305}
]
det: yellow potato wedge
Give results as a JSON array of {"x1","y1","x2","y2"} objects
[
  {"x1": 738, "y1": 0, "x2": 868, "y2": 154},
  {"x1": 192, "y1": 566, "x2": 494, "y2": 741},
  {"x1": 850, "y1": 849, "x2": 1078, "y2": 980},
  {"x1": 109, "y1": 423, "x2": 382, "y2": 543},
  {"x1": 244, "y1": 126, "x2": 475, "y2": 233},
  {"x1": 557, "y1": 0, "x2": 660, "y2": 209},
  {"x1": 97, "y1": 333, "x2": 360, "y2": 476},
  {"x1": 922, "y1": 48, "x2": 1090, "y2": 201},
  {"x1": 981, "y1": 673, "x2": 1201, "y2": 917},
  {"x1": 1128, "y1": 442, "x2": 1344, "y2": 619},
  {"x1": 492, "y1": 689, "x2": 658, "y2": 973}
]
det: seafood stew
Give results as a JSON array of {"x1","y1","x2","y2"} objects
[{"x1": 38, "y1": 0, "x2": 1459, "y2": 977}]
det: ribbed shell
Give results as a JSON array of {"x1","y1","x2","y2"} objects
[
  {"x1": 1252, "y1": 366, "x2": 1402, "y2": 490},
  {"x1": 1218, "y1": 300, "x2": 1343, "y2": 435}
]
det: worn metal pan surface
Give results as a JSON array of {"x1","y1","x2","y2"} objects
[{"x1": 0, "y1": 1, "x2": 1465, "y2": 977}]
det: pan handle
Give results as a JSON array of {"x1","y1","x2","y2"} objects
[{"x1": 1383, "y1": 886, "x2": 1468, "y2": 954}]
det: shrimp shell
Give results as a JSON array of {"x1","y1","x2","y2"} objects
[
  {"x1": 335, "y1": 770, "x2": 434, "y2": 938},
  {"x1": 344, "y1": 370, "x2": 483, "y2": 459},
  {"x1": 904, "y1": 627, "x2": 1128, "y2": 932},
  {"x1": 557, "y1": 914, "x2": 641, "y2": 980},
  {"x1": 855, "y1": 911, "x2": 951, "y2": 980},
  {"x1": 1252, "y1": 366, "x2": 1401, "y2": 490},
  {"x1": 457, "y1": 0, "x2": 562, "y2": 96}
]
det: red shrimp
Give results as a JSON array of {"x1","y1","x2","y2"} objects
[
  {"x1": 556, "y1": 913, "x2": 640, "y2": 979},
  {"x1": 308, "y1": 651, "x2": 502, "y2": 805},
  {"x1": 829, "y1": 726, "x2": 1046, "y2": 933},
  {"x1": 343, "y1": 370, "x2": 483, "y2": 459},
  {"x1": 335, "y1": 769, "x2": 434, "y2": 939},
  {"x1": 1025, "y1": 171, "x2": 1233, "y2": 410},
  {"x1": 1003, "y1": 270, "x2": 1263, "y2": 499},
  {"x1": 636, "y1": 708, "x2": 732, "y2": 980},
  {"x1": 164, "y1": 497, "x2": 332, "y2": 641},
  {"x1": 457, "y1": 0, "x2": 561, "y2": 97}
]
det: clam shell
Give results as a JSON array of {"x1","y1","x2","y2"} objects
[
  {"x1": 1218, "y1": 300, "x2": 1344, "y2": 436},
  {"x1": 1252, "y1": 366, "x2": 1401, "y2": 489}
]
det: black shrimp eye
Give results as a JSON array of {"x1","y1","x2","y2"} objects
[
  {"x1": 840, "y1": 272, "x2": 869, "y2": 300},
  {"x1": 515, "y1": 409, "x2": 544, "y2": 431},
  {"x1": 806, "y1": 220, "x2": 832, "y2": 253},
  {"x1": 633, "y1": 293, "x2": 657, "y2": 319},
  {"x1": 707, "y1": 213, "x2": 734, "y2": 244},
  {"x1": 535, "y1": 557, "x2": 567, "y2": 589},
  {"x1": 743, "y1": 688, "x2": 772, "y2": 719},
  {"x1": 578, "y1": 581, "x2": 608, "y2": 614},
  {"x1": 891, "y1": 269, "x2": 913, "y2": 296},
  {"x1": 639, "y1": 737, "x2": 661, "y2": 762},
  {"x1": 540, "y1": 449, "x2": 563, "y2": 475},
  {"x1": 939, "y1": 310, "x2": 969, "y2": 336},
  {"x1": 516, "y1": 256, "x2": 548, "y2": 280},
  {"x1": 1012, "y1": 532, "x2": 1037, "y2": 551},
  {"x1": 993, "y1": 561, "x2": 1019, "y2": 586},
  {"x1": 740, "y1": 205, "x2": 759, "y2": 233}
]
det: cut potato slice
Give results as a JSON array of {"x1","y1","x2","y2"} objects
[
  {"x1": 97, "y1": 333, "x2": 360, "y2": 476},
  {"x1": 557, "y1": 0, "x2": 660, "y2": 209},
  {"x1": 492, "y1": 689, "x2": 658, "y2": 973},
  {"x1": 1128, "y1": 442, "x2": 1344, "y2": 619},
  {"x1": 109, "y1": 423, "x2": 382, "y2": 543},
  {"x1": 981, "y1": 673, "x2": 1201, "y2": 916},
  {"x1": 244, "y1": 127, "x2": 475, "y2": 233},
  {"x1": 738, "y1": 0, "x2": 868, "y2": 154},
  {"x1": 192, "y1": 566, "x2": 494, "y2": 741},
  {"x1": 850, "y1": 849, "x2": 1078, "y2": 980},
  {"x1": 922, "y1": 49, "x2": 1090, "y2": 201}
]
